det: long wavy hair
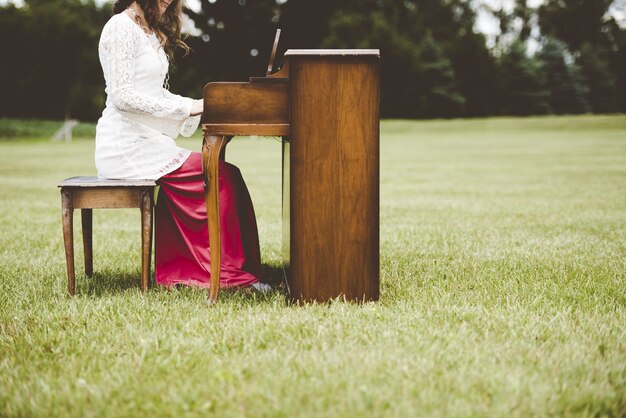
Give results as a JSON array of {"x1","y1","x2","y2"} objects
[{"x1": 113, "y1": 0, "x2": 189, "y2": 59}]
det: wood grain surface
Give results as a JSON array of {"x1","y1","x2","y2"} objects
[{"x1": 285, "y1": 54, "x2": 380, "y2": 302}]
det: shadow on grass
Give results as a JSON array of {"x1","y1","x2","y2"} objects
[
  {"x1": 75, "y1": 269, "x2": 146, "y2": 297},
  {"x1": 74, "y1": 262, "x2": 286, "y2": 299}
]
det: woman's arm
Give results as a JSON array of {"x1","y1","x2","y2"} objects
[
  {"x1": 163, "y1": 89, "x2": 203, "y2": 116},
  {"x1": 190, "y1": 99, "x2": 203, "y2": 116},
  {"x1": 161, "y1": 89, "x2": 202, "y2": 136}
]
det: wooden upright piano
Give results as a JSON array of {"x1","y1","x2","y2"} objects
[{"x1": 201, "y1": 49, "x2": 380, "y2": 303}]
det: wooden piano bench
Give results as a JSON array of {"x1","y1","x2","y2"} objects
[{"x1": 58, "y1": 177, "x2": 156, "y2": 296}]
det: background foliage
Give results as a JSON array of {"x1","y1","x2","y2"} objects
[{"x1": 1, "y1": 0, "x2": 625, "y2": 120}]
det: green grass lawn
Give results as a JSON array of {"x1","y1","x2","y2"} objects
[{"x1": 1, "y1": 115, "x2": 625, "y2": 417}]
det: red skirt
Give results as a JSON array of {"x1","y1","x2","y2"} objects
[{"x1": 155, "y1": 152, "x2": 261, "y2": 288}]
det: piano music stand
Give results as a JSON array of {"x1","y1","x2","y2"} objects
[{"x1": 266, "y1": 29, "x2": 281, "y2": 77}]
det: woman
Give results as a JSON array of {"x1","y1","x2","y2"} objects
[{"x1": 96, "y1": 0, "x2": 269, "y2": 292}]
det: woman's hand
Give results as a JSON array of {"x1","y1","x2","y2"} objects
[{"x1": 190, "y1": 99, "x2": 204, "y2": 117}]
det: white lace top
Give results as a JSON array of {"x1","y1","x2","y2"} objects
[{"x1": 95, "y1": 12, "x2": 199, "y2": 180}]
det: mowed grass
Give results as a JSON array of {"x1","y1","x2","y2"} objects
[{"x1": 1, "y1": 115, "x2": 625, "y2": 417}]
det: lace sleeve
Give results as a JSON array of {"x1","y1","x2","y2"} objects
[
  {"x1": 101, "y1": 16, "x2": 192, "y2": 120},
  {"x1": 163, "y1": 89, "x2": 201, "y2": 137}
]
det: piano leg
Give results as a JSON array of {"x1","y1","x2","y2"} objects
[{"x1": 201, "y1": 133, "x2": 231, "y2": 303}]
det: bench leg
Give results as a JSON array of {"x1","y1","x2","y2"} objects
[
  {"x1": 81, "y1": 209, "x2": 93, "y2": 277},
  {"x1": 140, "y1": 189, "x2": 153, "y2": 293},
  {"x1": 61, "y1": 189, "x2": 75, "y2": 296}
]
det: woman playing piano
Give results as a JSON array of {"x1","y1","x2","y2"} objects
[{"x1": 96, "y1": 0, "x2": 270, "y2": 292}]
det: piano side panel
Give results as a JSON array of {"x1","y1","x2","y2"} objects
[{"x1": 287, "y1": 55, "x2": 380, "y2": 302}]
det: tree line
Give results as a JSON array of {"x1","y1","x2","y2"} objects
[{"x1": 1, "y1": 0, "x2": 624, "y2": 121}]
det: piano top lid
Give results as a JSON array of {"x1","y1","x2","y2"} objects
[{"x1": 284, "y1": 49, "x2": 380, "y2": 57}]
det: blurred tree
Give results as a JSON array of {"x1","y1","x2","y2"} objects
[
  {"x1": 483, "y1": 0, "x2": 534, "y2": 54},
  {"x1": 447, "y1": 28, "x2": 500, "y2": 117},
  {"x1": 498, "y1": 40, "x2": 549, "y2": 115},
  {"x1": 536, "y1": 37, "x2": 589, "y2": 114},
  {"x1": 538, "y1": 0, "x2": 613, "y2": 52},
  {"x1": 275, "y1": 0, "x2": 336, "y2": 50},
  {"x1": 0, "y1": 0, "x2": 110, "y2": 120},
  {"x1": 602, "y1": 14, "x2": 626, "y2": 112},
  {"x1": 487, "y1": 3, "x2": 514, "y2": 53},
  {"x1": 537, "y1": 0, "x2": 625, "y2": 112},
  {"x1": 415, "y1": 0, "x2": 498, "y2": 117},
  {"x1": 415, "y1": 34, "x2": 466, "y2": 118},
  {"x1": 577, "y1": 42, "x2": 617, "y2": 113},
  {"x1": 514, "y1": 0, "x2": 533, "y2": 42},
  {"x1": 0, "y1": 4, "x2": 29, "y2": 117}
]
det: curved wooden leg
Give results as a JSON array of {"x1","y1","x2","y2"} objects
[
  {"x1": 61, "y1": 189, "x2": 75, "y2": 296},
  {"x1": 140, "y1": 188, "x2": 153, "y2": 293},
  {"x1": 202, "y1": 134, "x2": 231, "y2": 304}
]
